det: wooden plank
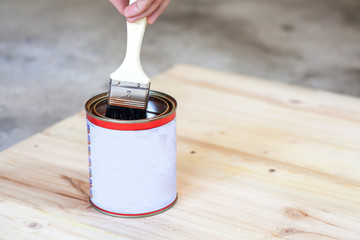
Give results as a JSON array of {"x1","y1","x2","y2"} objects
[
  {"x1": 0, "y1": 198, "x2": 127, "y2": 240},
  {"x1": 1, "y1": 65, "x2": 360, "y2": 239}
]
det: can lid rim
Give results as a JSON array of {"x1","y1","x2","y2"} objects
[{"x1": 85, "y1": 91, "x2": 177, "y2": 130}]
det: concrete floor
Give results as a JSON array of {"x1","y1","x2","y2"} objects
[{"x1": 1, "y1": 0, "x2": 360, "y2": 151}]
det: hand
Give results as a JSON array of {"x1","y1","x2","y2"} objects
[{"x1": 109, "y1": 0, "x2": 170, "y2": 24}]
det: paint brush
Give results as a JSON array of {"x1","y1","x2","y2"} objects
[{"x1": 105, "y1": 3, "x2": 150, "y2": 120}]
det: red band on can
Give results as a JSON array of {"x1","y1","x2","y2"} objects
[
  {"x1": 90, "y1": 195, "x2": 178, "y2": 217},
  {"x1": 86, "y1": 111, "x2": 176, "y2": 131}
]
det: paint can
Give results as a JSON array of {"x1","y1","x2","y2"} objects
[{"x1": 85, "y1": 91, "x2": 177, "y2": 217}]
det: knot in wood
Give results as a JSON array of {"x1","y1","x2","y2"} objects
[
  {"x1": 278, "y1": 227, "x2": 297, "y2": 236},
  {"x1": 288, "y1": 98, "x2": 302, "y2": 105},
  {"x1": 285, "y1": 208, "x2": 307, "y2": 219},
  {"x1": 27, "y1": 221, "x2": 43, "y2": 230}
]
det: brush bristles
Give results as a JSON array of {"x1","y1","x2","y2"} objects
[{"x1": 105, "y1": 105, "x2": 147, "y2": 120}]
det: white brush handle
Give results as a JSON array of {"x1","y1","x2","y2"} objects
[{"x1": 110, "y1": 0, "x2": 150, "y2": 85}]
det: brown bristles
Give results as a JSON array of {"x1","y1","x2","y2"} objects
[{"x1": 105, "y1": 105, "x2": 147, "y2": 120}]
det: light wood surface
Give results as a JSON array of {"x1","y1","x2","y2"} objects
[{"x1": 1, "y1": 64, "x2": 360, "y2": 239}]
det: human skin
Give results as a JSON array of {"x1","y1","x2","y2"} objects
[{"x1": 109, "y1": 0, "x2": 170, "y2": 24}]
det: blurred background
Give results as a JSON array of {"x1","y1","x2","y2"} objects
[{"x1": 0, "y1": 0, "x2": 360, "y2": 151}]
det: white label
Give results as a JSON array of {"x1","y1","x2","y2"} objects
[{"x1": 87, "y1": 119, "x2": 177, "y2": 214}]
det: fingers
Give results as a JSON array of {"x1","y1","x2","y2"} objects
[
  {"x1": 146, "y1": 0, "x2": 170, "y2": 24},
  {"x1": 125, "y1": 0, "x2": 160, "y2": 23},
  {"x1": 110, "y1": 0, "x2": 170, "y2": 24},
  {"x1": 124, "y1": 0, "x2": 156, "y2": 17},
  {"x1": 109, "y1": 0, "x2": 129, "y2": 14},
  {"x1": 124, "y1": 0, "x2": 169, "y2": 23}
]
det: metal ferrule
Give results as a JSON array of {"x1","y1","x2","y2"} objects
[{"x1": 108, "y1": 79, "x2": 150, "y2": 109}]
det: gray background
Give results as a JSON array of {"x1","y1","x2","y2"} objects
[{"x1": 1, "y1": 0, "x2": 360, "y2": 150}]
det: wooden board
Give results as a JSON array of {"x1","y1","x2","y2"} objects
[{"x1": 1, "y1": 64, "x2": 360, "y2": 239}]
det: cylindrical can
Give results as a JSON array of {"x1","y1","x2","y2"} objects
[{"x1": 85, "y1": 91, "x2": 177, "y2": 217}]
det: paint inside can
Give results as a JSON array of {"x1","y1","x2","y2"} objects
[{"x1": 85, "y1": 91, "x2": 177, "y2": 217}]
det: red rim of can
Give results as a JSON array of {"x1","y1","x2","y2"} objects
[
  {"x1": 85, "y1": 91, "x2": 177, "y2": 131},
  {"x1": 90, "y1": 194, "x2": 178, "y2": 218}
]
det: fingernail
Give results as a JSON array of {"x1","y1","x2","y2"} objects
[
  {"x1": 126, "y1": 17, "x2": 135, "y2": 23},
  {"x1": 123, "y1": 7, "x2": 130, "y2": 17}
]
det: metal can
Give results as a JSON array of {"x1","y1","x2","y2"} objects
[{"x1": 85, "y1": 91, "x2": 177, "y2": 217}]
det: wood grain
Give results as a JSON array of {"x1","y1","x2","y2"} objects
[{"x1": 1, "y1": 64, "x2": 359, "y2": 239}]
